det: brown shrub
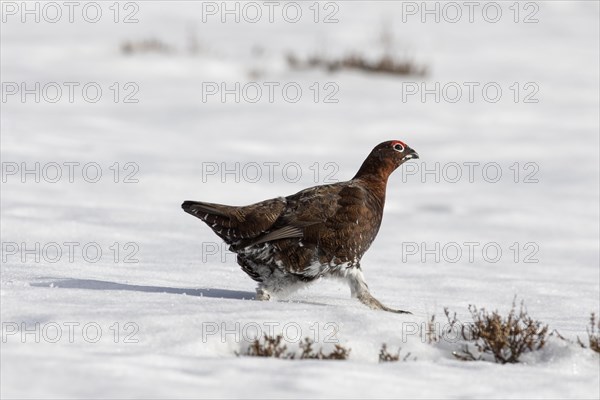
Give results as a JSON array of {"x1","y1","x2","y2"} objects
[
  {"x1": 379, "y1": 344, "x2": 413, "y2": 362},
  {"x1": 287, "y1": 53, "x2": 427, "y2": 77},
  {"x1": 448, "y1": 299, "x2": 549, "y2": 364},
  {"x1": 239, "y1": 335, "x2": 350, "y2": 360},
  {"x1": 240, "y1": 334, "x2": 291, "y2": 359},
  {"x1": 577, "y1": 313, "x2": 600, "y2": 354}
]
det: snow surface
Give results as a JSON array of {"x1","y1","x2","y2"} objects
[{"x1": 1, "y1": 1, "x2": 599, "y2": 398}]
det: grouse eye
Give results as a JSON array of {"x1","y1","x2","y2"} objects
[{"x1": 393, "y1": 143, "x2": 404, "y2": 152}]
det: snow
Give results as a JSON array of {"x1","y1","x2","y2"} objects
[{"x1": 1, "y1": 1, "x2": 599, "y2": 398}]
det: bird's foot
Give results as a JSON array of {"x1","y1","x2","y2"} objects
[
  {"x1": 255, "y1": 288, "x2": 271, "y2": 301},
  {"x1": 357, "y1": 291, "x2": 411, "y2": 314}
]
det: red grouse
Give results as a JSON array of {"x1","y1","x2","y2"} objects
[{"x1": 182, "y1": 140, "x2": 419, "y2": 313}]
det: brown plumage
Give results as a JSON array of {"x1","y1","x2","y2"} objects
[{"x1": 182, "y1": 140, "x2": 419, "y2": 313}]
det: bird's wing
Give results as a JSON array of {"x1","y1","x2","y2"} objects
[
  {"x1": 248, "y1": 225, "x2": 304, "y2": 246},
  {"x1": 227, "y1": 184, "x2": 342, "y2": 249},
  {"x1": 183, "y1": 181, "x2": 371, "y2": 256},
  {"x1": 253, "y1": 182, "x2": 378, "y2": 275}
]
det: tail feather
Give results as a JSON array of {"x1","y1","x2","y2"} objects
[
  {"x1": 181, "y1": 200, "x2": 230, "y2": 217},
  {"x1": 181, "y1": 201, "x2": 239, "y2": 242},
  {"x1": 181, "y1": 198, "x2": 288, "y2": 244}
]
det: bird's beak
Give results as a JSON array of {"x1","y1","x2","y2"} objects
[{"x1": 402, "y1": 149, "x2": 419, "y2": 161}]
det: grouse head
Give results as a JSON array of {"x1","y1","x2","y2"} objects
[{"x1": 353, "y1": 140, "x2": 419, "y2": 182}]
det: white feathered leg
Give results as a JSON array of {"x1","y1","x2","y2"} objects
[{"x1": 347, "y1": 267, "x2": 411, "y2": 314}]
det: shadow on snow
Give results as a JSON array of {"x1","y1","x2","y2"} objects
[{"x1": 31, "y1": 278, "x2": 255, "y2": 300}]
